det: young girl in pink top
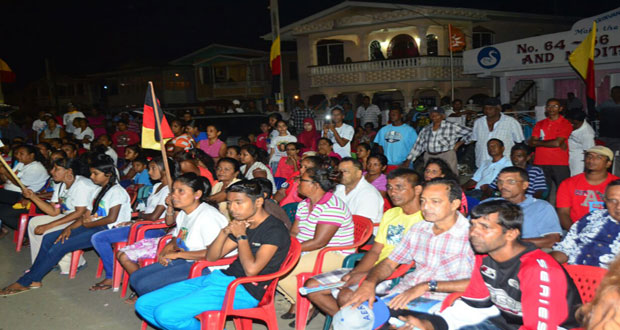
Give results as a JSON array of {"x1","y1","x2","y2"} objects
[{"x1": 199, "y1": 124, "x2": 227, "y2": 162}]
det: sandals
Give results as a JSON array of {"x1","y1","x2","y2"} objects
[
  {"x1": 89, "y1": 282, "x2": 113, "y2": 291},
  {"x1": 0, "y1": 287, "x2": 30, "y2": 296}
]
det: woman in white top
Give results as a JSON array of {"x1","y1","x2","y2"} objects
[
  {"x1": 0, "y1": 145, "x2": 50, "y2": 238},
  {"x1": 23, "y1": 158, "x2": 98, "y2": 274},
  {"x1": 209, "y1": 157, "x2": 242, "y2": 219},
  {"x1": 129, "y1": 172, "x2": 229, "y2": 297},
  {"x1": 0, "y1": 154, "x2": 132, "y2": 295},
  {"x1": 240, "y1": 144, "x2": 275, "y2": 194},
  {"x1": 89, "y1": 156, "x2": 175, "y2": 291}
]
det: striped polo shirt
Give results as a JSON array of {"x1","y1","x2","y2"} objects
[{"x1": 295, "y1": 192, "x2": 354, "y2": 254}]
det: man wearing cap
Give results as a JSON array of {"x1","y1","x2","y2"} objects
[
  {"x1": 556, "y1": 146, "x2": 619, "y2": 230},
  {"x1": 374, "y1": 106, "x2": 418, "y2": 171},
  {"x1": 551, "y1": 179, "x2": 620, "y2": 269},
  {"x1": 404, "y1": 106, "x2": 471, "y2": 174},
  {"x1": 528, "y1": 98, "x2": 573, "y2": 198},
  {"x1": 471, "y1": 98, "x2": 524, "y2": 168},
  {"x1": 226, "y1": 100, "x2": 244, "y2": 113}
]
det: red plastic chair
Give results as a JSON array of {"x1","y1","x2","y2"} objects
[
  {"x1": 196, "y1": 238, "x2": 302, "y2": 330},
  {"x1": 69, "y1": 250, "x2": 104, "y2": 280},
  {"x1": 295, "y1": 215, "x2": 374, "y2": 330},
  {"x1": 139, "y1": 255, "x2": 240, "y2": 330},
  {"x1": 119, "y1": 220, "x2": 169, "y2": 297},
  {"x1": 563, "y1": 264, "x2": 607, "y2": 304},
  {"x1": 14, "y1": 202, "x2": 43, "y2": 252},
  {"x1": 138, "y1": 234, "x2": 173, "y2": 268}
]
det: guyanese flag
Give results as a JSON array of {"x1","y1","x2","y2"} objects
[
  {"x1": 0, "y1": 58, "x2": 16, "y2": 83},
  {"x1": 142, "y1": 83, "x2": 174, "y2": 150},
  {"x1": 270, "y1": 36, "x2": 281, "y2": 93}
]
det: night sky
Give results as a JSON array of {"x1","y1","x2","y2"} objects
[{"x1": 1, "y1": 0, "x2": 616, "y2": 87}]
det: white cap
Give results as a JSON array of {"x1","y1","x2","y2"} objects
[{"x1": 232, "y1": 99, "x2": 241, "y2": 105}]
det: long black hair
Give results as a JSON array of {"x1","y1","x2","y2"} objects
[
  {"x1": 240, "y1": 144, "x2": 269, "y2": 165},
  {"x1": 54, "y1": 157, "x2": 90, "y2": 177},
  {"x1": 89, "y1": 154, "x2": 117, "y2": 215},
  {"x1": 17, "y1": 144, "x2": 48, "y2": 167},
  {"x1": 151, "y1": 156, "x2": 180, "y2": 181},
  {"x1": 177, "y1": 148, "x2": 216, "y2": 178},
  {"x1": 174, "y1": 172, "x2": 216, "y2": 207}
]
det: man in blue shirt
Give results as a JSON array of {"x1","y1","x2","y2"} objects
[
  {"x1": 551, "y1": 179, "x2": 620, "y2": 269},
  {"x1": 373, "y1": 106, "x2": 417, "y2": 170},
  {"x1": 495, "y1": 166, "x2": 561, "y2": 248},
  {"x1": 488, "y1": 143, "x2": 547, "y2": 199}
]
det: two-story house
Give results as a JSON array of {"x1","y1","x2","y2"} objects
[{"x1": 268, "y1": 1, "x2": 574, "y2": 108}]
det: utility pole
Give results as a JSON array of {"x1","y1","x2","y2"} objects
[{"x1": 269, "y1": 0, "x2": 285, "y2": 112}]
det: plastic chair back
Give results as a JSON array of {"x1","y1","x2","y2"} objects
[{"x1": 563, "y1": 264, "x2": 607, "y2": 304}]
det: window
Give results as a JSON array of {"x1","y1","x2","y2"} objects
[
  {"x1": 426, "y1": 34, "x2": 438, "y2": 56},
  {"x1": 316, "y1": 40, "x2": 344, "y2": 66},
  {"x1": 369, "y1": 40, "x2": 385, "y2": 60},
  {"x1": 289, "y1": 61, "x2": 298, "y2": 80},
  {"x1": 200, "y1": 66, "x2": 212, "y2": 85},
  {"x1": 473, "y1": 26, "x2": 495, "y2": 48},
  {"x1": 387, "y1": 34, "x2": 420, "y2": 59}
]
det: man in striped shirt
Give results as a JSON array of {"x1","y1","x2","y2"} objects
[
  {"x1": 356, "y1": 96, "x2": 381, "y2": 128},
  {"x1": 488, "y1": 143, "x2": 546, "y2": 199}
]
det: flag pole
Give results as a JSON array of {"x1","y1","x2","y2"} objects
[
  {"x1": 449, "y1": 24, "x2": 455, "y2": 102},
  {"x1": 270, "y1": 0, "x2": 285, "y2": 112},
  {"x1": 148, "y1": 81, "x2": 173, "y2": 190},
  {"x1": 0, "y1": 156, "x2": 27, "y2": 191}
]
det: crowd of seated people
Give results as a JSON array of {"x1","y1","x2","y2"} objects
[{"x1": 0, "y1": 90, "x2": 619, "y2": 330}]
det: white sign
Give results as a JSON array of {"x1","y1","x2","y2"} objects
[{"x1": 464, "y1": 7, "x2": 620, "y2": 74}]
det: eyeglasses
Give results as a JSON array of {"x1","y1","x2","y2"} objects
[
  {"x1": 545, "y1": 105, "x2": 560, "y2": 109},
  {"x1": 496, "y1": 179, "x2": 523, "y2": 186}
]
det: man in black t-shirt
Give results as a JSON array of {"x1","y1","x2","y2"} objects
[{"x1": 135, "y1": 180, "x2": 290, "y2": 330}]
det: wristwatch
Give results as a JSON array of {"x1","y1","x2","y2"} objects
[
  {"x1": 428, "y1": 280, "x2": 438, "y2": 292},
  {"x1": 236, "y1": 235, "x2": 248, "y2": 241}
]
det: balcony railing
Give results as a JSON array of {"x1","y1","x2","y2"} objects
[{"x1": 308, "y1": 56, "x2": 467, "y2": 87}]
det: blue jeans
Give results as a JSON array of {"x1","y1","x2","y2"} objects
[
  {"x1": 136, "y1": 270, "x2": 259, "y2": 330},
  {"x1": 130, "y1": 259, "x2": 210, "y2": 296},
  {"x1": 91, "y1": 226, "x2": 165, "y2": 279},
  {"x1": 17, "y1": 225, "x2": 107, "y2": 286}
]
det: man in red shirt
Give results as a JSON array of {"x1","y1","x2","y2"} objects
[
  {"x1": 528, "y1": 98, "x2": 573, "y2": 196},
  {"x1": 556, "y1": 146, "x2": 618, "y2": 230}
]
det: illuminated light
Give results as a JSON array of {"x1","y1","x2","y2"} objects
[
  {"x1": 293, "y1": 95, "x2": 300, "y2": 100},
  {"x1": 380, "y1": 40, "x2": 390, "y2": 50},
  {"x1": 103, "y1": 85, "x2": 108, "y2": 90},
  {"x1": 414, "y1": 37, "x2": 421, "y2": 47},
  {"x1": 174, "y1": 73, "x2": 180, "y2": 77}
]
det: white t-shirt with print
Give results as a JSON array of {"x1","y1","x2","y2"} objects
[
  {"x1": 269, "y1": 134, "x2": 297, "y2": 164},
  {"x1": 87, "y1": 183, "x2": 132, "y2": 228},
  {"x1": 144, "y1": 183, "x2": 169, "y2": 214},
  {"x1": 51, "y1": 175, "x2": 99, "y2": 213},
  {"x1": 323, "y1": 123, "x2": 355, "y2": 158},
  {"x1": 172, "y1": 202, "x2": 228, "y2": 252},
  {"x1": 5, "y1": 161, "x2": 50, "y2": 193}
]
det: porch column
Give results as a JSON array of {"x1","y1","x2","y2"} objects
[{"x1": 416, "y1": 25, "x2": 428, "y2": 56}]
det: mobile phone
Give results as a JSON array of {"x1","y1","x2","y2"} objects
[{"x1": 325, "y1": 114, "x2": 331, "y2": 124}]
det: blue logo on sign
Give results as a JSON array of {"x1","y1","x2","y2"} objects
[{"x1": 477, "y1": 47, "x2": 501, "y2": 69}]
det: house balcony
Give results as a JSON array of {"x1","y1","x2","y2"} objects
[
  {"x1": 197, "y1": 80, "x2": 270, "y2": 99},
  {"x1": 308, "y1": 56, "x2": 467, "y2": 88}
]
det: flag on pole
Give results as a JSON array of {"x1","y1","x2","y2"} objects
[
  {"x1": 569, "y1": 21, "x2": 597, "y2": 118},
  {"x1": 270, "y1": 36, "x2": 281, "y2": 93},
  {"x1": 448, "y1": 25, "x2": 466, "y2": 52},
  {"x1": 0, "y1": 59, "x2": 16, "y2": 83},
  {"x1": 141, "y1": 84, "x2": 174, "y2": 150}
]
